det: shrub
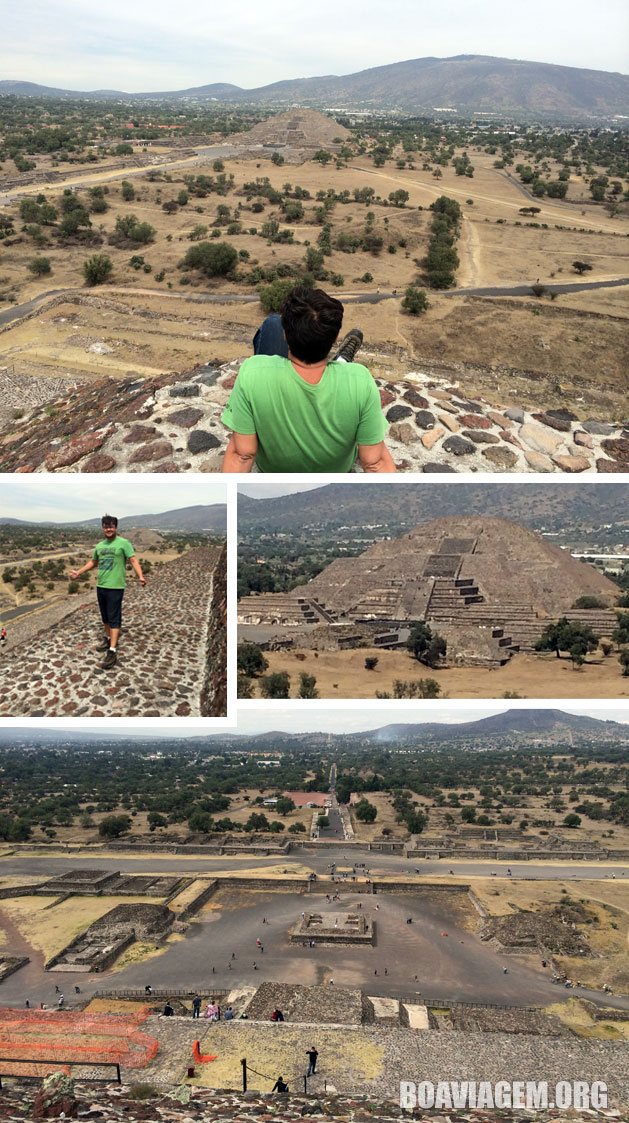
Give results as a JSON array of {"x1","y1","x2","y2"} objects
[
  {"x1": 27, "y1": 256, "x2": 52, "y2": 276},
  {"x1": 402, "y1": 285, "x2": 429, "y2": 315},
  {"x1": 83, "y1": 253, "x2": 113, "y2": 285},
  {"x1": 183, "y1": 241, "x2": 237, "y2": 277}
]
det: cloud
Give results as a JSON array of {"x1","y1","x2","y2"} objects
[
  {"x1": 0, "y1": 478, "x2": 226, "y2": 523},
  {"x1": 3, "y1": 0, "x2": 627, "y2": 91}
]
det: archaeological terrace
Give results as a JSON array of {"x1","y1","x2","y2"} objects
[{"x1": 238, "y1": 517, "x2": 619, "y2": 666}]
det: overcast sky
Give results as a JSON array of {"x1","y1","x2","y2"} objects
[
  {"x1": 4, "y1": 0, "x2": 627, "y2": 92},
  {"x1": 3, "y1": 703, "x2": 628, "y2": 737},
  {"x1": 0, "y1": 478, "x2": 226, "y2": 524}
]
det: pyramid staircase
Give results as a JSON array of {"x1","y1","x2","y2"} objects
[{"x1": 238, "y1": 592, "x2": 338, "y2": 626}]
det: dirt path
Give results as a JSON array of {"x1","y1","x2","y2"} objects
[{"x1": 458, "y1": 217, "x2": 482, "y2": 288}]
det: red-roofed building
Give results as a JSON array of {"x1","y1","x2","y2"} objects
[{"x1": 284, "y1": 791, "x2": 329, "y2": 808}]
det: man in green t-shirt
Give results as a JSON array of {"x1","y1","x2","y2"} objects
[
  {"x1": 69, "y1": 514, "x2": 146, "y2": 670},
  {"x1": 221, "y1": 287, "x2": 395, "y2": 473}
]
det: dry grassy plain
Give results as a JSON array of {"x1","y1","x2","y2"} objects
[
  {"x1": 1, "y1": 145, "x2": 627, "y2": 417},
  {"x1": 256, "y1": 647, "x2": 629, "y2": 700}
]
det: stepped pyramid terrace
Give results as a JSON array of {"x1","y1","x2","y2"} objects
[{"x1": 238, "y1": 517, "x2": 619, "y2": 667}]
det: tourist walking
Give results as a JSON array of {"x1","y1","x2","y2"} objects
[
  {"x1": 0, "y1": 626, "x2": 7, "y2": 649},
  {"x1": 306, "y1": 1047, "x2": 318, "y2": 1076},
  {"x1": 69, "y1": 513, "x2": 146, "y2": 669},
  {"x1": 192, "y1": 994, "x2": 202, "y2": 1018}
]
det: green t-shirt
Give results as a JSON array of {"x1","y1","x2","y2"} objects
[
  {"x1": 221, "y1": 355, "x2": 387, "y2": 473},
  {"x1": 92, "y1": 536, "x2": 135, "y2": 589}
]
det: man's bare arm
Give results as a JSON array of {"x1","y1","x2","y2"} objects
[
  {"x1": 357, "y1": 441, "x2": 397, "y2": 473},
  {"x1": 221, "y1": 432, "x2": 259, "y2": 473},
  {"x1": 69, "y1": 559, "x2": 97, "y2": 579},
  {"x1": 130, "y1": 556, "x2": 147, "y2": 586}
]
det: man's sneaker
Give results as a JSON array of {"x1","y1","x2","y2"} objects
[
  {"x1": 102, "y1": 649, "x2": 117, "y2": 670},
  {"x1": 332, "y1": 328, "x2": 363, "y2": 363},
  {"x1": 99, "y1": 637, "x2": 111, "y2": 651}
]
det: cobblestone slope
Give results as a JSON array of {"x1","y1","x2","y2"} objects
[
  {"x1": 0, "y1": 546, "x2": 226, "y2": 717},
  {"x1": 0, "y1": 1081, "x2": 622, "y2": 1123},
  {"x1": 0, "y1": 360, "x2": 626, "y2": 474}
]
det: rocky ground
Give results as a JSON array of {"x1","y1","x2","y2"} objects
[
  {"x1": 0, "y1": 1080, "x2": 624, "y2": 1123},
  {"x1": 0, "y1": 546, "x2": 226, "y2": 717},
  {"x1": 0, "y1": 361, "x2": 626, "y2": 474}
]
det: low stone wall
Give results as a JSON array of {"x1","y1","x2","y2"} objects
[
  {"x1": 0, "y1": 885, "x2": 38, "y2": 899},
  {"x1": 0, "y1": 955, "x2": 30, "y2": 981},
  {"x1": 178, "y1": 880, "x2": 219, "y2": 920},
  {"x1": 201, "y1": 542, "x2": 227, "y2": 717},
  {"x1": 3, "y1": 351, "x2": 627, "y2": 475}
]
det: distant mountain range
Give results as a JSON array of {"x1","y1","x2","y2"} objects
[
  {"x1": 238, "y1": 483, "x2": 628, "y2": 541},
  {"x1": 371, "y1": 708, "x2": 627, "y2": 741},
  {"x1": 2, "y1": 55, "x2": 628, "y2": 117},
  {"x1": 0, "y1": 505, "x2": 226, "y2": 534},
  {"x1": 0, "y1": 709, "x2": 626, "y2": 748}
]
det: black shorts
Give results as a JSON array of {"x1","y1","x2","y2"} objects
[{"x1": 96, "y1": 587, "x2": 125, "y2": 629}]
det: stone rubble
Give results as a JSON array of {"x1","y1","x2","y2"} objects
[
  {"x1": 0, "y1": 546, "x2": 226, "y2": 717},
  {"x1": 0, "y1": 1081, "x2": 625, "y2": 1123},
  {"x1": 0, "y1": 362, "x2": 626, "y2": 474}
]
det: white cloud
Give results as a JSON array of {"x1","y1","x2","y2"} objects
[
  {"x1": 2, "y1": 0, "x2": 627, "y2": 91},
  {"x1": 0, "y1": 478, "x2": 226, "y2": 523}
]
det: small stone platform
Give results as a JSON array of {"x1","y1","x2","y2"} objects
[{"x1": 290, "y1": 911, "x2": 374, "y2": 945}]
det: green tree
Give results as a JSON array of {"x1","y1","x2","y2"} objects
[
  {"x1": 83, "y1": 253, "x2": 113, "y2": 285},
  {"x1": 354, "y1": 798, "x2": 377, "y2": 823},
  {"x1": 27, "y1": 256, "x2": 52, "y2": 276},
  {"x1": 563, "y1": 813, "x2": 582, "y2": 828},
  {"x1": 364, "y1": 656, "x2": 379, "y2": 671},
  {"x1": 237, "y1": 643, "x2": 268, "y2": 678},
  {"x1": 275, "y1": 797, "x2": 296, "y2": 815},
  {"x1": 298, "y1": 672, "x2": 318, "y2": 699},
  {"x1": 260, "y1": 672, "x2": 291, "y2": 699},
  {"x1": 259, "y1": 279, "x2": 296, "y2": 314},
  {"x1": 183, "y1": 241, "x2": 237, "y2": 277},
  {"x1": 288, "y1": 821, "x2": 306, "y2": 833},
  {"x1": 535, "y1": 618, "x2": 599, "y2": 660},
  {"x1": 407, "y1": 623, "x2": 447, "y2": 667},
  {"x1": 388, "y1": 189, "x2": 409, "y2": 207},
  {"x1": 98, "y1": 813, "x2": 132, "y2": 838},
  {"x1": 461, "y1": 806, "x2": 476, "y2": 823},
  {"x1": 402, "y1": 285, "x2": 429, "y2": 315},
  {"x1": 121, "y1": 180, "x2": 135, "y2": 201}
]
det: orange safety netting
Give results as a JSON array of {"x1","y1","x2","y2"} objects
[
  {"x1": 0, "y1": 1007, "x2": 158, "y2": 1069},
  {"x1": 192, "y1": 1040, "x2": 217, "y2": 1064}
]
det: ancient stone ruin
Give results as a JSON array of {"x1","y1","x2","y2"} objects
[
  {"x1": 239, "y1": 516, "x2": 618, "y2": 665},
  {"x1": 48, "y1": 903, "x2": 175, "y2": 973},
  {"x1": 290, "y1": 910, "x2": 375, "y2": 945}
]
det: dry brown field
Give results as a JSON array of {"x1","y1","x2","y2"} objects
[
  {"x1": 255, "y1": 646, "x2": 629, "y2": 700},
  {"x1": 0, "y1": 893, "x2": 164, "y2": 961},
  {"x1": 1, "y1": 145, "x2": 627, "y2": 418}
]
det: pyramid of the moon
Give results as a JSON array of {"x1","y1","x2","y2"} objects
[
  {"x1": 230, "y1": 108, "x2": 352, "y2": 149},
  {"x1": 238, "y1": 517, "x2": 619, "y2": 651}
]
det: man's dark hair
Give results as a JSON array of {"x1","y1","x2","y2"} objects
[
  {"x1": 281, "y1": 286, "x2": 343, "y2": 363},
  {"x1": 101, "y1": 514, "x2": 118, "y2": 527}
]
